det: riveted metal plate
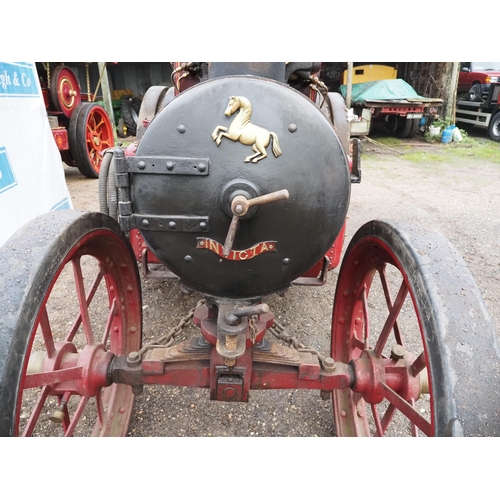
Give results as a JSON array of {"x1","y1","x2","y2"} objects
[
  {"x1": 128, "y1": 156, "x2": 210, "y2": 175},
  {"x1": 133, "y1": 215, "x2": 209, "y2": 232}
]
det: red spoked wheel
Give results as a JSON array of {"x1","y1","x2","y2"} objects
[
  {"x1": 69, "y1": 102, "x2": 115, "y2": 179},
  {"x1": 0, "y1": 211, "x2": 142, "y2": 436},
  {"x1": 331, "y1": 220, "x2": 500, "y2": 437},
  {"x1": 50, "y1": 65, "x2": 82, "y2": 118}
]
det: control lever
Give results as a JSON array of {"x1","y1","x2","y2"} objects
[
  {"x1": 222, "y1": 189, "x2": 289, "y2": 257},
  {"x1": 225, "y1": 303, "x2": 270, "y2": 326}
]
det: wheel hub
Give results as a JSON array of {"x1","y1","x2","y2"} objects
[
  {"x1": 351, "y1": 347, "x2": 425, "y2": 405},
  {"x1": 26, "y1": 342, "x2": 113, "y2": 399}
]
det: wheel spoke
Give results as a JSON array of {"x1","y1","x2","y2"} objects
[
  {"x1": 378, "y1": 265, "x2": 404, "y2": 345},
  {"x1": 102, "y1": 297, "x2": 117, "y2": 346},
  {"x1": 71, "y1": 257, "x2": 95, "y2": 345},
  {"x1": 411, "y1": 351, "x2": 427, "y2": 376},
  {"x1": 67, "y1": 265, "x2": 104, "y2": 342},
  {"x1": 409, "y1": 398, "x2": 419, "y2": 437},
  {"x1": 380, "y1": 382, "x2": 432, "y2": 436},
  {"x1": 374, "y1": 280, "x2": 408, "y2": 357},
  {"x1": 371, "y1": 403, "x2": 384, "y2": 436},
  {"x1": 21, "y1": 385, "x2": 51, "y2": 436},
  {"x1": 96, "y1": 391, "x2": 104, "y2": 427},
  {"x1": 39, "y1": 306, "x2": 56, "y2": 358},
  {"x1": 24, "y1": 366, "x2": 83, "y2": 389},
  {"x1": 352, "y1": 335, "x2": 364, "y2": 353},
  {"x1": 64, "y1": 396, "x2": 89, "y2": 437},
  {"x1": 378, "y1": 403, "x2": 397, "y2": 436}
]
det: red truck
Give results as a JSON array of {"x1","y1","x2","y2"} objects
[{"x1": 459, "y1": 62, "x2": 500, "y2": 100}]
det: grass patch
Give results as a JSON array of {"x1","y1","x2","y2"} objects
[
  {"x1": 373, "y1": 136, "x2": 404, "y2": 148},
  {"x1": 364, "y1": 131, "x2": 500, "y2": 166},
  {"x1": 401, "y1": 152, "x2": 445, "y2": 163}
]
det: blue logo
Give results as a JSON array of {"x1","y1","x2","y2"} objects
[
  {"x1": 0, "y1": 147, "x2": 18, "y2": 194},
  {"x1": 0, "y1": 62, "x2": 39, "y2": 98},
  {"x1": 51, "y1": 198, "x2": 71, "y2": 211}
]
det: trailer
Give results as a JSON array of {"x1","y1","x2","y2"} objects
[
  {"x1": 339, "y1": 78, "x2": 443, "y2": 138},
  {"x1": 456, "y1": 82, "x2": 500, "y2": 141}
]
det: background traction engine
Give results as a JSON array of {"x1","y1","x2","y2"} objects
[
  {"x1": 1, "y1": 62, "x2": 499, "y2": 437},
  {"x1": 39, "y1": 63, "x2": 115, "y2": 179}
]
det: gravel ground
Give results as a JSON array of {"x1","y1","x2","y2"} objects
[{"x1": 60, "y1": 127, "x2": 500, "y2": 437}]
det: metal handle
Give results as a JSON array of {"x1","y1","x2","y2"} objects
[{"x1": 222, "y1": 189, "x2": 289, "y2": 257}]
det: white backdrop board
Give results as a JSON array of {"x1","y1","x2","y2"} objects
[{"x1": 0, "y1": 62, "x2": 72, "y2": 247}]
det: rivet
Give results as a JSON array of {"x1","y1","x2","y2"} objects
[
  {"x1": 120, "y1": 263, "x2": 128, "y2": 269},
  {"x1": 169, "y1": 221, "x2": 176, "y2": 229},
  {"x1": 142, "y1": 219, "x2": 149, "y2": 227},
  {"x1": 288, "y1": 123, "x2": 297, "y2": 133},
  {"x1": 138, "y1": 160, "x2": 146, "y2": 170},
  {"x1": 339, "y1": 317, "x2": 345, "y2": 325},
  {"x1": 199, "y1": 222, "x2": 207, "y2": 229},
  {"x1": 130, "y1": 327, "x2": 137, "y2": 333},
  {"x1": 343, "y1": 290, "x2": 349, "y2": 297},
  {"x1": 119, "y1": 407, "x2": 126, "y2": 414},
  {"x1": 114, "y1": 326, "x2": 119, "y2": 332},
  {"x1": 340, "y1": 410, "x2": 347, "y2": 418},
  {"x1": 127, "y1": 285, "x2": 133, "y2": 292},
  {"x1": 357, "y1": 409, "x2": 364, "y2": 417},
  {"x1": 197, "y1": 162, "x2": 207, "y2": 172},
  {"x1": 184, "y1": 255, "x2": 193, "y2": 263},
  {"x1": 355, "y1": 318, "x2": 362, "y2": 325},
  {"x1": 283, "y1": 258, "x2": 290, "y2": 265},
  {"x1": 177, "y1": 124, "x2": 186, "y2": 134},
  {"x1": 166, "y1": 161, "x2": 175, "y2": 170}
]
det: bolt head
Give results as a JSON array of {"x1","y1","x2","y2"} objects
[{"x1": 390, "y1": 344, "x2": 406, "y2": 361}]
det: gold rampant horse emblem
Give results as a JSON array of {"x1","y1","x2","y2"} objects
[{"x1": 212, "y1": 96, "x2": 282, "y2": 163}]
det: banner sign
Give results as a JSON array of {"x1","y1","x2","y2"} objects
[
  {"x1": 0, "y1": 62, "x2": 72, "y2": 247},
  {"x1": 196, "y1": 238, "x2": 277, "y2": 261},
  {"x1": 0, "y1": 62, "x2": 39, "y2": 98}
]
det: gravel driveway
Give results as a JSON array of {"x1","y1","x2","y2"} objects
[{"x1": 62, "y1": 132, "x2": 500, "y2": 437}]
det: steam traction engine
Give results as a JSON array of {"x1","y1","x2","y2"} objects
[
  {"x1": 1, "y1": 63, "x2": 499, "y2": 437},
  {"x1": 39, "y1": 63, "x2": 114, "y2": 179}
]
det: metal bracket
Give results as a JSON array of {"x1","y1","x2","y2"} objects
[
  {"x1": 128, "y1": 156, "x2": 210, "y2": 176},
  {"x1": 216, "y1": 367, "x2": 244, "y2": 402},
  {"x1": 292, "y1": 256, "x2": 330, "y2": 286},
  {"x1": 350, "y1": 138, "x2": 362, "y2": 184},
  {"x1": 134, "y1": 215, "x2": 210, "y2": 232},
  {"x1": 141, "y1": 249, "x2": 178, "y2": 280}
]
